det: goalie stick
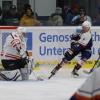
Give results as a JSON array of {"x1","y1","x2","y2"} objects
[
  {"x1": 83, "y1": 54, "x2": 100, "y2": 74},
  {"x1": 29, "y1": 58, "x2": 44, "y2": 81}
]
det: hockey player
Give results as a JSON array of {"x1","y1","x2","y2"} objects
[
  {"x1": 48, "y1": 21, "x2": 92, "y2": 79},
  {"x1": 1, "y1": 27, "x2": 32, "y2": 81},
  {"x1": 71, "y1": 21, "x2": 92, "y2": 77}
]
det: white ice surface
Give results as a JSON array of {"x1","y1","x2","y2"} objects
[{"x1": 0, "y1": 67, "x2": 89, "y2": 100}]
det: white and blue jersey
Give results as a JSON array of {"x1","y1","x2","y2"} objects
[
  {"x1": 64, "y1": 29, "x2": 92, "y2": 61},
  {"x1": 71, "y1": 29, "x2": 92, "y2": 60},
  {"x1": 78, "y1": 30, "x2": 92, "y2": 60},
  {"x1": 78, "y1": 30, "x2": 92, "y2": 47}
]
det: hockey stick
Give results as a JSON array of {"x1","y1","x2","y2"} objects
[
  {"x1": 48, "y1": 60, "x2": 63, "y2": 79},
  {"x1": 29, "y1": 58, "x2": 44, "y2": 81},
  {"x1": 83, "y1": 55, "x2": 100, "y2": 74}
]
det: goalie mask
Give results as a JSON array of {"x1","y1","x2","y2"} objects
[{"x1": 16, "y1": 27, "x2": 27, "y2": 38}]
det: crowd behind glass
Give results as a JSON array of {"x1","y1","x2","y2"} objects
[{"x1": 0, "y1": 3, "x2": 100, "y2": 26}]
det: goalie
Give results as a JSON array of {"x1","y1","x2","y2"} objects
[
  {"x1": 49, "y1": 21, "x2": 93, "y2": 79},
  {"x1": 1, "y1": 27, "x2": 32, "y2": 81}
]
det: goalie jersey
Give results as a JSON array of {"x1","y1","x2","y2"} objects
[{"x1": 1, "y1": 32, "x2": 27, "y2": 60}]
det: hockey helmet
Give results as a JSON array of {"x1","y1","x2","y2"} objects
[
  {"x1": 16, "y1": 27, "x2": 27, "y2": 37},
  {"x1": 82, "y1": 21, "x2": 91, "y2": 28}
]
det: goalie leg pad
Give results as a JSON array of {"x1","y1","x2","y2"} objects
[
  {"x1": 20, "y1": 67, "x2": 30, "y2": 80},
  {"x1": 0, "y1": 69, "x2": 22, "y2": 81}
]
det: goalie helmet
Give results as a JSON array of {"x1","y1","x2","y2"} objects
[{"x1": 16, "y1": 27, "x2": 27, "y2": 38}]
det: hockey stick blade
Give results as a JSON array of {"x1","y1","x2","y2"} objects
[
  {"x1": 48, "y1": 74, "x2": 54, "y2": 79},
  {"x1": 36, "y1": 77, "x2": 44, "y2": 81},
  {"x1": 83, "y1": 70, "x2": 92, "y2": 74}
]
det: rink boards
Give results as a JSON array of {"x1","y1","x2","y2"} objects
[{"x1": 0, "y1": 26, "x2": 100, "y2": 68}]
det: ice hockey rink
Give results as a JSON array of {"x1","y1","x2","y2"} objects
[{"x1": 0, "y1": 67, "x2": 89, "y2": 100}]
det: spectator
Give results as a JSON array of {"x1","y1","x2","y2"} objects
[
  {"x1": 71, "y1": 7, "x2": 92, "y2": 25},
  {"x1": 19, "y1": 8, "x2": 41, "y2": 26},
  {"x1": 20, "y1": 3, "x2": 38, "y2": 19},
  {"x1": 20, "y1": 3, "x2": 31, "y2": 18},
  {"x1": 2, "y1": 5, "x2": 19, "y2": 26},
  {"x1": 47, "y1": 7, "x2": 63, "y2": 26},
  {"x1": 64, "y1": 4, "x2": 79, "y2": 25},
  {"x1": 0, "y1": 6, "x2": 2, "y2": 25},
  {"x1": 93, "y1": 13, "x2": 100, "y2": 26}
]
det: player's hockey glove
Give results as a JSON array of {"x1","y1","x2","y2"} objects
[{"x1": 70, "y1": 33, "x2": 80, "y2": 41}]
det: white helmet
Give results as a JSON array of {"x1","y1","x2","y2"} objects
[
  {"x1": 82, "y1": 21, "x2": 91, "y2": 28},
  {"x1": 16, "y1": 27, "x2": 26, "y2": 37},
  {"x1": 17, "y1": 27, "x2": 26, "y2": 34}
]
